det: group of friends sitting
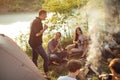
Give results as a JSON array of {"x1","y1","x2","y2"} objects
[
  {"x1": 47, "y1": 27, "x2": 88, "y2": 65},
  {"x1": 46, "y1": 26, "x2": 120, "y2": 80},
  {"x1": 47, "y1": 26, "x2": 120, "y2": 66}
]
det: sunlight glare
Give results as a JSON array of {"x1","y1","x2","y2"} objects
[{"x1": 0, "y1": 21, "x2": 30, "y2": 39}]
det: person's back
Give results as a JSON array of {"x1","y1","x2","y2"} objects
[
  {"x1": 57, "y1": 59, "x2": 82, "y2": 80},
  {"x1": 58, "y1": 76, "x2": 77, "y2": 80},
  {"x1": 100, "y1": 58, "x2": 120, "y2": 80},
  {"x1": 109, "y1": 58, "x2": 120, "y2": 80}
]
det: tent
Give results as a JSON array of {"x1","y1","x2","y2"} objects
[{"x1": 0, "y1": 34, "x2": 46, "y2": 80}]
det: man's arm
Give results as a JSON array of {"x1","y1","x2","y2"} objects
[
  {"x1": 73, "y1": 40, "x2": 78, "y2": 44},
  {"x1": 49, "y1": 42, "x2": 60, "y2": 53},
  {"x1": 36, "y1": 25, "x2": 48, "y2": 37},
  {"x1": 104, "y1": 44, "x2": 115, "y2": 56},
  {"x1": 52, "y1": 43, "x2": 60, "y2": 53}
]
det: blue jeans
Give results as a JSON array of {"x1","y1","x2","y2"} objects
[{"x1": 32, "y1": 45, "x2": 49, "y2": 73}]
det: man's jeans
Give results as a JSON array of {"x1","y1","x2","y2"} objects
[{"x1": 32, "y1": 45, "x2": 49, "y2": 73}]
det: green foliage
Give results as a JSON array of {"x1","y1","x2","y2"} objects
[
  {"x1": 42, "y1": 0, "x2": 89, "y2": 47},
  {"x1": 61, "y1": 35, "x2": 73, "y2": 48},
  {"x1": 15, "y1": 33, "x2": 32, "y2": 58},
  {"x1": 10, "y1": 0, "x2": 23, "y2": 12},
  {"x1": 0, "y1": 0, "x2": 44, "y2": 13},
  {"x1": 43, "y1": 13, "x2": 74, "y2": 48},
  {"x1": 32, "y1": 0, "x2": 44, "y2": 11},
  {"x1": 43, "y1": 0, "x2": 88, "y2": 14}
]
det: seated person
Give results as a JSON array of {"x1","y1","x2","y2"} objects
[
  {"x1": 102, "y1": 34, "x2": 120, "y2": 62},
  {"x1": 108, "y1": 58, "x2": 120, "y2": 80},
  {"x1": 47, "y1": 32, "x2": 68, "y2": 64},
  {"x1": 66, "y1": 27, "x2": 87, "y2": 55},
  {"x1": 57, "y1": 59, "x2": 82, "y2": 80},
  {"x1": 99, "y1": 58, "x2": 120, "y2": 80}
]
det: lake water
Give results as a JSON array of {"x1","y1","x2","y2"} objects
[{"x1": 0, "y1": 12, "x2": 37, "y2": 39}]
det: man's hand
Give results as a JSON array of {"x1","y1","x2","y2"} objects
[
  {"x1": 43, "y1": 24, "x2": 48, "y2": 30},
  {"x1": 56, "y1": 42, "x2": 60, "y2": 48},
  {"x1": 36, "y1": 25, "x2": 48, "y2": 37}
]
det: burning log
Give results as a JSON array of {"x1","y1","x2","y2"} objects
[
  {"x1": 84, "y1": 62, "x2": 100, "y2": 76},
  {"x1": 77, "y1": 59, "x2": 100, "y2": 80}
]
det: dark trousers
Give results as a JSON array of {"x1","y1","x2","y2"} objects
[
  {"x1": 102, "y1": 49, "x2": 115, "y2": 60},
  {"x1": 49, "y1": 51, "x2": 68, "y2": 63},
  {"x1": 32, "y1": 45, "x2": 49, "y2": 73}
]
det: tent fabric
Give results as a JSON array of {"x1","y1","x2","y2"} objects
[{"x1": 0, "y1": 34, "x2": 46, "y2": 80}]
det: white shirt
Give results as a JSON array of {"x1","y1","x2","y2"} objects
[
  {"x1": 78, "y1": 34, "x2": 85, "y2": 51},
  {"x1": 57, "y1": 76, "x2": 77, "y2": 80}
]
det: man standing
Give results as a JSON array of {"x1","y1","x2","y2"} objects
[{"x1": 29, "y1": 9, "x2": 49, "y2": 76}]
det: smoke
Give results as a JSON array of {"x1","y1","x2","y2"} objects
[
  {"x1": 82, "y1": 0, "x2": 120, "y2": 74},
  {"x1": 104, "y1": 0, "x2": 120, "y2": 33},
  {"x1": 83, "y1": 1, "x2": 105, "y2": 70}
]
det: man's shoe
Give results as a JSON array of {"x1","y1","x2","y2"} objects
[{"x1": 44, "y1": 72, "x2": 51, "y2": 80}]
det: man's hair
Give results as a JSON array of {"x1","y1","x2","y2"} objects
[
  {"x1": 67, "y1": 59, "x2": 82, "y2": 73},
  {"x1": 109, "y1": 58, "x2": 120, "y2": 74},
  {"x1": 56, "y1": 32, "x2": 61, "y2": 37},
  {"x1": 39, "y1": 9, "x2": 47, "y2": 16}
]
